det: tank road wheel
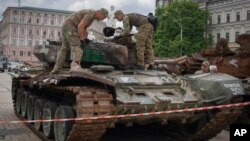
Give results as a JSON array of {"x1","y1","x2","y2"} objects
[
  {"x1": 34, "y1": 99, "x2": 45, "y2": 131},
  {"x1": 42, "y1": 101, "x2": 58, "y2": 138},
  {"x1": 16, "y1": 89, "x2": 23, "y2": 114},
  {"x1": 27, "y1": 95, "x2": 38, "y2": 121},
  {"x1": 11, "y1": 80, "x2": 18, "y2": 101},
  {"x1": 168, "y1": 114, "x2": 208, "y2": 141},
  {"x1": 21, "y1": 91, "x2": 30, "y2": 117},
  {"x1": 178, "y1": 115, "x2": 207, "y2": 138},
  {"x1": 54, "y1": 106, "x2": 75, "y2": 141}
]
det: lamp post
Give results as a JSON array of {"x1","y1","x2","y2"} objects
[
  {"x1": 164, "y1": 12, "x2": 183, "y2": 41},
  {"x1": 164, "y1": 12, "x2": 183, "y2": 56}
]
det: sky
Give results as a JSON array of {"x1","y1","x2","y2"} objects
[{"x1": 0, "y1": 0, "x2": 156, "y2": 20}]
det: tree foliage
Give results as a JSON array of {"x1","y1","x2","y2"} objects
[{"x1": 153, "y1": 0, "x2": 212, "y2": 57}]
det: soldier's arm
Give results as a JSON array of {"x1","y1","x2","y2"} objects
[
  {"x1": 78, "y1": 20, "x2": 88, "y2": 40},
  {"x1": 120, "y1": 15, "x2": 131, "y2": 36},
  {"x1": 78, "y1": 14, "x2": 93, "y2": 40}
]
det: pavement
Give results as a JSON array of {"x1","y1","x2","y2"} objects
[
  {"x1": 0, "y1": 72, "x2": 229, "y2": 141},
  {"x1": 0, "y1": 72, "x2": 41, "y2": 141}
]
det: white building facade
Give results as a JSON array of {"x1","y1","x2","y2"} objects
[
  {"x1": 206, "y1": 0, "x2": 250, "y2": 47},
  {"x1": 155, "y1": 0, "x2": 250, "y2": 48}
]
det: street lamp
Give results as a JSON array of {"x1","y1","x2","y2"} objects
[
  {"x1": 164, "y1": 12, "x2": 183, "y2": 41},
  {"x1": 164, "y1": 12, "x2": 183, "y2": 56}
]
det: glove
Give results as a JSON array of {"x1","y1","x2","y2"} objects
[
  {"x1": 131, "y1": 36, "x2": 137, "y2": 43},
  {"x1": 85, "y1": 38, "x2": 90, "y2": 44},
  {"x1": 114, "y1": 32, "x2": 120, "y2": 37},
  {"x1": 108, "y1": 36, "x2": 115, "y2": 40},
  {"x1": 80, "y1": 40, "x2": 85, "y2": 49},
  {"x1": 80, "y1": 39, "x2": 91, "y2": 49}
]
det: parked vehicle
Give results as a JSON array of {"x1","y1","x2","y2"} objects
[
  {"x1": 0, "y1": 62, "x2": 4, "y2": 72},
  {"x1": 0, "y1": 55, "x2": 8, "y2": 70},
  {"x1": 16, "y1": 65, "x2": 30, "y2": 72},
  {"x1": 7, "y1": 61, "x2": 24, "y2": 72}
]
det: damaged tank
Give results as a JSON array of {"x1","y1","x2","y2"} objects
[
  {"x1": 155, "y1": 34, "x2": 250, "y2": 125},
  {"x1": 9, "y1": 34, "x2": 246, "y2": 141}
]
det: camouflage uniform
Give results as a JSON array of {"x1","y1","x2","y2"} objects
[
  {"x1": 51, "y1": 9, "x2": 96, "y2": 73},
  {"x1": 121, "y1": 13, "x2": 154, "y2": 66}
]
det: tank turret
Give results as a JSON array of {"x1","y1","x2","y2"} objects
[{"x1": 33, "y1": 40, "x2": 128, "y2": 68}]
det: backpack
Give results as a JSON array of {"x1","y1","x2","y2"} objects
[{"x1": 147, "y1": 13, "x2": 158, "y2": 31}]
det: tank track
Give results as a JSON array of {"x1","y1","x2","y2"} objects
[
  {"x1": 191, "y1": 109, "x2": 242, "y2": 141},
  {"x1": 13, "y1": 85, "x2": 113, "y2": 141},
  {"x1": 60, "y1": 86, "x2": 113, "y2": 141},
  {"x1": 12, "y1": 78, "x2": 243, "y2": 141}
]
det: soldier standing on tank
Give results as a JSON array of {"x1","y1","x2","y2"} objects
[
  {"x1": 51, "y1": 8, "x2": 109, "y2": 74},
  {"x1": 113, "y1": 10, "x2": 155, "y2": 69}
]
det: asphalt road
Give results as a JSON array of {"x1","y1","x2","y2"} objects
[{"x1": 0, "y1": 72, "x2": 229, "y2": 141}]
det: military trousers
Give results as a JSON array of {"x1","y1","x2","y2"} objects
[
  {"x1": 135, "y1": 23, "x2": 155, "y2": 66},
  {"x1": 52, "y1": 23, "x2": 82, "y2": 72}
]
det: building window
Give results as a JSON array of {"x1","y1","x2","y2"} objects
[
  {"x1": 28, "y1": 28, "x2": 33, "y2": 36},
  {"x1": 35, "y1": 40, "x2": 39, "y2": 46},
  {"x1": 208, "y1": 16, "x2": 212, "y2": 25},
  {"x1": 20, "y1": 51, "x2": 24, "y2": 56},
  {"x1": 12, "y1": 15, "x2": 18, "y2": 22},
  {"x1": 235, "y1": 32, "x2": 240, "y2": 40},
  {"x1": 28, "y1": 51, "x2": 31, "y2": 56},
  {"x1": 20, "y1": 16, "x2": 25, "y2": 23},
  {"x1": 157, "y1": 0, "x2": 164, "y2": 8},
  {"x1": 246, "y1": 31, "x2": 250, "y2": 34},
  {"x1": 226, "y1": 14, "x2": 230, "y2": 23},
  {"x1": 226, "y1": 33, "x2": 230, "y2": 42},
  {"x1": 58, "y1": 18, "x2": 62, "y2": 25},
  {"x1": 217, "y1": 15, "x2": 221, "y2": 24},
  {"x1": 28, "y1": 39, "x2": 33, "y2": 46},
  {"x1": 43, "y1": 41, "x2": 46, "y2": 45},
  {"x1": 12, "y1": 51, "x2": 16, "y2": 56},
  {"x1": 236, "y1": 12, "x2": 240, "y2": 21},
  {"x1": 12, "y1": 27, "x2": 17, "y2": 34},
  {"x1": 12, "y1": 10, "x2": 18, "y2": 21},
  {"x1": 28, "y1": 17, "x2": 32, "y2": 23},
  {"x1": 50, "y1": 30, "x2": 54, "y2": 38},
  {"x1": 11, "y1": 38, "x2": 17, "y2": 46},
  {"x1": 20, "y1": 38, "x2": 25, "y2": 46},
  {"x1": 247, "y1": 10, "x2": 250, "y2": 20},
  {"x1": 51, "y1": 19, "x2": 55, "y2": 25},
  {"x1": 217, "y1": 33, "x2": 220, "y2": 41},
  {"x1": 20, "y1": 28, "x2": 25, "y2": 35},
  {"x1": 36, "y1": 29, "x2": 40, "y2": 36},
  {"x1": 43, "y1": 30, "x2": 47, "y2": 36},
  {"x1": 36, "y1": 18, "x2": 40, "y2": 24}
]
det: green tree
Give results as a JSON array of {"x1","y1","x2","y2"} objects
[{"x1": 153, "y1": 0, "x2": 212, "y2": 57}]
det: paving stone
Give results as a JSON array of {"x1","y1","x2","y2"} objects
[{"x1": 0, "y1": 73, "x2": 41, "y2": 141}]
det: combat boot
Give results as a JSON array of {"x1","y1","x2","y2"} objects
[
  {"x1": 147, "y1": 64, "x2": 156, "y2": 70},
  {"x1": 131, "y1": 64, "x2": 144, "y2": 70},
  {"x1": 70, "y1": 61, "x2": 84, "y2": 72}
]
